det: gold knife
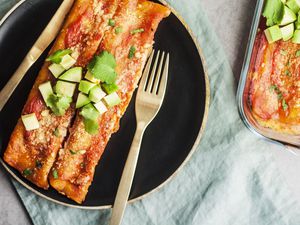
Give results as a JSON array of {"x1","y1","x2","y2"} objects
[{"x1": 0, "y1": 0, "x2": 74, "y2": 111}]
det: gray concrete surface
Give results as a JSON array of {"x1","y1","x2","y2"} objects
[{"x1": 0, "y1": 0, "x2": 282, "y2": 224}]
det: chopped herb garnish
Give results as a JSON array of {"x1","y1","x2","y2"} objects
[
  {"x1": 53, "y1": 127, "x2": 60, "y2": 137},
  {"x1": 108, "y1": 19, "x2": 115, "y2": 27},
  {"x1": 69, "y1": 149, "x2": 86, "y2": 155},
  {"x1": 270, "y1": 84, "x2": 288, "y2": 109},
  {"x1": 285, "y1": 70, "x2": 291, "y2": 76},
  {"x1": 280, "y1": 50, "x2": 288, "y2": 56},
  {"x1": 282, "y1": 99, "x2": 288, "y2": 111},
  {"x1": 128, "y1": 46, "x2": 136, "y2": 59},
  {"x1": 46, "y1": 94, "x2": 72, "y2": 116},
  {"x1": 80, "y1": 104, "x2": 100, "y2": 135},
  {"x1": 23, "y1": 168, "x2": 32, "y2": 176},
  {"x1": 35, "y1": 160, "x2": 43, "y2": 169},
  {"x1": 69, "y1": 150, "x2": 77, "y2": 155},
  {"x1": 115, "y1": 27, "x2": 123, "y2": 34},
  {"x1": 262, "y1": 0, "x2": 284, "y2": 26},
  {"x1": 130, "y1": 28, "x2": 144, "y2": 35},
  {"x1": 286, "y1": 58, "x2": 290, "y2": 67},
  {"x1": 270, "y1": 85, "x2": 279, "y2": 92},
  {"x1": 270, "y1": 84, "x2": 283, "y2": 99},
  {"x1": 52, "y1": 169, "x2": 58, "y2": 179},
  {"x1": 46, "y1": 49, "x2": 72, "y2": 64},
  {"x1": 296, "y1": 50, "x2": 300, "y2": 57},
  {"x1": 87, "y1": 51, "x2": 117, "y2": 84}
]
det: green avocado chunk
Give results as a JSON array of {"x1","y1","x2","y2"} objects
[
  {"x1": 280, "y1": 6, "x2": 297, "y2": 25},
  {"x1": 38, "y1": 81, "x2": 54, "y2": 106},
  {"x1": 103, "y1": 92, "x2": 121, "y2": 107},
  {"x1": 21, "y1": 113, "x2": 40, "y2": 131},
  {"x1": 101, "y1": 83, "x2": 119, "y2": 94},
  {"x1": 280, "y1": 23, "x2": 295, "y2": 41},
  {"x1": 292, "y1": 29, "x2": 300, "y2": 43},
  {"x1": 76, "y1": 92, "x2": 91, "y2": 108},
  {"x1": 264, "y1": 25, "x2": 282, "y2": 43},
  {"x1": 59, "y1": 67, "x2": 82, "y2": 83},
  {"x1": 48, "y1": 63, "x2": 65, "y2": 78},
  {"x1": 54, "y1": 81, "x2": 76, "y2": 98},
  {"x1": 286, "y1": 0, "x2": 300, "y2": 13},
  {"x1": 78, "y1": 80, "x2": 96, "y2": 94},
  {"x1": 89, "y1": 85, "x2": 106, "y2": 103}
]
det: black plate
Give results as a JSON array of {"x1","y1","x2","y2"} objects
[{"x1": 0, "y1": 0, "x2": 209, "y2": 208}]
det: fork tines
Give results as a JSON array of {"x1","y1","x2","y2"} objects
[{"x1": 142, "y1": 50, "x2": 169, "y2": 95}]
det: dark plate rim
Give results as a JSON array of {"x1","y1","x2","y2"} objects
[{"x1": 0, "y1": 0, "x2": 210, "y2": 209}]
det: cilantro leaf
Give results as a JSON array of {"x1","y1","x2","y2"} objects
[
  {"x1": 88, "y1": 51, "x2": 117, "y2": 84},
  {"x1": 46, "y1": 49, "x2": 72, "y2": 64},
  {"x1": 46, "y1": 94, "x2": 72, "y2": 116},
  {"x1": 79, "y1": 104, "x2": 100, "y2": 134},
  {"x1": 88, "y1": 51, "x2": 116, "y2": 70},
  {"x1": 262, "y1": 0, "x2": 284, "y2": 26}
]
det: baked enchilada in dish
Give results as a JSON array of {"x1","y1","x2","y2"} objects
[
  {"x1": 246, "y1": 0, "x2": 300, "y2": 135},
  {"x1": 3, "y1": 0, "x2": 170, "y2": 203}
]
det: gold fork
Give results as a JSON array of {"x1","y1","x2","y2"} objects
[{"x1": 110, "y1": 50, "x2": 169, "y2": 225}]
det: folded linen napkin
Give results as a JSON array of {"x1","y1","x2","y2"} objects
[{"x1": 1, "y1": 0, "x2": 300, "y2": 224}]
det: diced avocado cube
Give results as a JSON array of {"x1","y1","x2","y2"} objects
[
  {"x1": 292, "y1": 29, "x2": 300, "y2": 43},
  {"x1": 89, "y1": 86, "x2": 106, "y2": 103},
  {"x1": 48, "y1": 63, "x2": 65, "y2": 78},
  {"x1": 54, "y1": 81, "x2": 76, "y2": 98},
  {"x1": 295, "y1": 22, "x2": 300, "y2": 29},
  {"x1": 101, "y1": 83, "x2": 118, "y2": 94},
  {"x1": 93, "y1": 101, "x2": 108, "y2": 114},
  {"x1": 280, "y1": 23, "x2": 295, "y2": 41},
  {"x1": 21, "y1": 113, "x2": 39, "y2": 131},
  {"x1": 79, "y1": 80, "x2": 96, "y2": 94},
  {"x1": 103, "y1": 92, "x2": 121, "y2": 107},
  {"x1": 38, "y1": 81, "x2": 53, "y2": 106},
  {"x1": 59, "y1": 67, "x2": 82, "y2": 83},
  {"x1": 286, "y1": 0, "x2": 300, "y2": 13},
  {"x1": 76, "y1": 92, "x2": 91, "y2": 108},
  {"x1": 280, "y1": 6, "x2": 297, "y2": 25},
  {"x1": 85, "y1": 70, "x2": 100, "y2": 84},
  {"x1": 60, "y1": 54, "x2": 76, "y2": 70},
  {"x1": 264, "y1": 25, "x2": 282, "y2": 43}
]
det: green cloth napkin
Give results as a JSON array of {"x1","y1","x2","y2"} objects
[{"x1": 2, "y1": 0, "x2": 300, "y2": 224}]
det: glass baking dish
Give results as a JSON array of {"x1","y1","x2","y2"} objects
[{"x1": 237, "y1": 0, "x2": 300, "y2": 147}]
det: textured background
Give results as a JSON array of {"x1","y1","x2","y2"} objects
[{"x1": 1, "y1": 0, "x2": 299, "y2": 225}]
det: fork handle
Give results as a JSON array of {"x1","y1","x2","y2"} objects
[{"x1": 110, "y1": 121, "x2": 146, "y2": 225}]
